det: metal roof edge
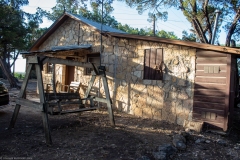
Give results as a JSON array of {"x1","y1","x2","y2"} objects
[
  {"x1": 21, "y1": 44, "x2": 92, "y2": 55},
  {"x1": 107, "y1": 32, "x2": 240, "y2": 55}
]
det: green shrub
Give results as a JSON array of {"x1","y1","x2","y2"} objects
[{"x1": 14, "y1": 72, "x2": 25, "y2": 79}]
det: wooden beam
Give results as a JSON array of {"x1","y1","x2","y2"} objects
[
  {"x1": 196, "y1": 50, "x2": 228, "y2": 57},
  {"x1": 94, "y1": 97, "x2": 109, "y2": 103},
  {"x1": 91, "y1": 63, "x2": 98, "y2": 75},
  {"x1": 196, "y1": 57, "x2": 227, "y2": 64},
  {"x1": 9, "y1": 64, "x2": 33, "y2": 129},
  {"x1": 16, "y1": 98, "x2": 42, "y2": 110},
  {"x1": 42, "y1": 57, "x2": 93, "y2": 68},
  {"x1": 56, "y1": 107, "x2": 98, "y2": 115},
  {"x1": 27, "y1": 56, "x2": 39, "y2": 64},
  {"x1": 36, "y1": 64, "x2": 52, "y2": 145},
  {"x1": 101, "y1": 75, "x2": 115, "y2": 126},
  {"x1": 195, "y1": 77, "x2": 226, "y2": 84},
  {"x1": 193, "y1": 107, "x2": 225, "y2": 116},
  {"x1": 45, "y1": 93, "x2": 81, "y2": 101},
  {"x1": 194, "y1": 95, "x2": 225, "y2": 104},
  {"x1": 194, "y1": 89, "x2": 226, "y2": 97},
  {"x1": 83, "y1": 74, "x2": 96, "y2": 104},
  {"x1": 52, "y1": 64, "x2": 57, "y2": 93}
]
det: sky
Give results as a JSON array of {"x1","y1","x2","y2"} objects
[
  {"x1": 22, "y1": 0, "x2": 193, "y2": 38},
  {"x1": 16, "y1": 0, "x2": 228, "y2": 72}
]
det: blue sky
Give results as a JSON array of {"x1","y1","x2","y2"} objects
[
  {"x1": 21, "y1": 0, "x2": 228, "y2": 43},
  {"x1": 22, "y1": 0, "x2": 193, "y2": 39},
  {"x1": 16, "y1": 0, "x2": 228, "y2": 72}
]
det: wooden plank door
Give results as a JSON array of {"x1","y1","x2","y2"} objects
[
  {"x1": 65, "y1": 65, "x2": 75, "y2": 85},
  {"x1": 193, "y1": 50, "x2": 231, "y2": 131}
]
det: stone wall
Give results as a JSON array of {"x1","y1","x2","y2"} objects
[
  {"x1": 38, "y1": 18, "x2": 196, "y2": 125},
  {"x1": 102, "y1": 40, "x2": 196, "y2": 125}
]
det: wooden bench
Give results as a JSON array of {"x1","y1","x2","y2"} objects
[
  {"x1": 45, "y1": 92, "x2": 96, "y2": 115},
  {"x1": 59, "y1": 81, "x2": 81, "y2": 93}
]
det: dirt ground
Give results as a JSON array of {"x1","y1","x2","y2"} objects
[{"x1": 0, "y1": 79, "x2": 240, "y2": 160}]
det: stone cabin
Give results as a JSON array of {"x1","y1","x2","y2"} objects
[{"x1": 23, "y1": 12, "x2": 240, "y2": 131}]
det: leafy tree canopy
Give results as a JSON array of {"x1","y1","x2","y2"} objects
[
  {"x1": 38, "y1": 0, "x2": 179, "y2": 39},
  {"x1": 0, "y1": 0, "x2": 44, "y2": 87},
  {"x1": 121, "y1": 0, "x2": 240, "y2": 46},
  {"x1": 38, "y1": 0, "x2": 118, "y2": 28}
]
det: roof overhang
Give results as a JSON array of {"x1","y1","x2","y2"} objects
[
  {"x1": 29, "y1": 12, "x2": 240, "y2": 55},
  {"x1": 107, "y1": 32, "x2": 240, "y2": 55},
  {"x1": 22, "y1": 44, "x2": 92, "y2": 57}
]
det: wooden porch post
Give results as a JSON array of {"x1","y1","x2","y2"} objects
[
  {"x1": 99, "y1": 66, "x2": 115, "y2": 126},
  {"x1": 9, "y1": 63, "x2": 33, "y2": 128},
  {"x1": 35, "y1": 63, "x2": 52, "y2": 145}
]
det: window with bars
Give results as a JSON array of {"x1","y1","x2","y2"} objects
[
  {"x1": 144, "y1": 48, "x2": 163, "y2": 80},
  {"x1": 86, "y1": 53, "x2": 100, "y2": 75}
]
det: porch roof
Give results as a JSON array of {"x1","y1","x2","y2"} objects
[{"x1": 21, "y1": 44, "x2": 92, "y2": 55}]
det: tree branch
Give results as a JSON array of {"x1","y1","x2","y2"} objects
[
  {"x1": 190, "y1": 1, "x2": 208, "y2": 43},
  {"x1": 225, "y1": 6, "x2": 240, "y2": 46},
  {"x1": 203, "y1": 0, "x2": 212, "y2": 43},
  {"x1": 10, "y1": 50, "x2": 19, "y2": 68}
]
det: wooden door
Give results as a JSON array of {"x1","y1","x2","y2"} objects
[
  {"x1": 193, "y1": 50, "x2": 231, "y2": 131},
  {"x1": 65, "y1": 65, "x2": 75, "y2": 85}
]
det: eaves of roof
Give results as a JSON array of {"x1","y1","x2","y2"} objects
[
  {"x1": 22, "y1": 44, "x2": 91, "y2": 55},
  {"x1": 107, "y1": 32, "x2": 240, "y2": 55},
  {"x1": 29, "y1": 12, "x2": 240, "y2": 55}
]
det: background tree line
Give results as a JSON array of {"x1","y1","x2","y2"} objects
[{"x1": 0, "y1": 0, "x2": 239, "y2": 87}]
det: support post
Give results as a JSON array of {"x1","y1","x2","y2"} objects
[
  {"x1": 99, "y1": 66, "x2": 115, "y2": 126},
  {"x1": 52, "y1": 64, "x2": 56, "y2": 93},
  {"x1": 83, "y1": 73, "x2": 96, "y2": 104},
  {"x1": 9, "y1": 64, "x2": 33, "y2": 129},
  {"x1": 36, "y1": 64, "x2": 52, "y2": 145}
]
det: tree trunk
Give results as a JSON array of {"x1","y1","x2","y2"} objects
[
  {"x1": 0, "y1": 58, "x2": 20, "y2": 88},
  {"x1": 225, "y1": 7, "x2": 240, "y2": 47}
]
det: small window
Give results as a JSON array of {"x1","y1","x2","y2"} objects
[
  {"x1": 86, "y1": 53, "x2": 100, "y2": 75},
  {"x1": 144, "y1": 48, "x2": 163, "y2": 80},
  {"x1": 201, "y1": 111, "x2": 217, "y2": 120},
  {"x1": 46, "y1": 63, "x2": 53, "y2": 74},
  {"x1": 204, "y1": 66, "x2": 220, "y2": 73}
]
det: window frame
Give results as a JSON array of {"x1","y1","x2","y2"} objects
[
  {"x1": 46, "y1": 63, "x2": 54, "y2": 74},
  {"x1": 143, "y1": 48, "x2": 163, "y2": 80},
  {"x1": 85, "y1": 53, "x2": 100, "y2": 75}
]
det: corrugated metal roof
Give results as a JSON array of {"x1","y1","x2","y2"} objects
[
  {"x1": 67, "y1": 12, "x2": 127, "y2": 34},
  {"x1": 21, "y1": 44, "x2": 91, "y2": 54},
  {"x1": 51, "y1": 44, "x2": 91, "y2": 51}
]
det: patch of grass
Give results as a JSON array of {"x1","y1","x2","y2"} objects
[{"x1": 14, "y1": 72, "x2": 25, "y2": 79}]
